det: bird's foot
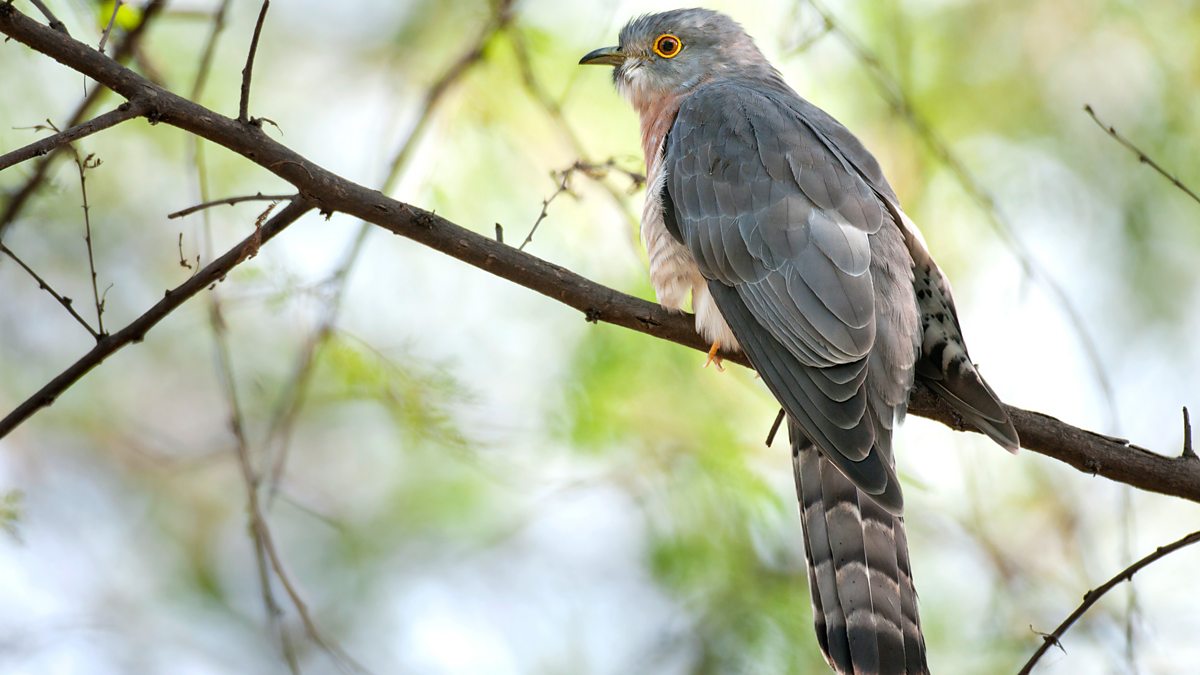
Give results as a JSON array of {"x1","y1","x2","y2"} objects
[{"x1": 704, "y1": 341, "x2": 725, "y2": 372}]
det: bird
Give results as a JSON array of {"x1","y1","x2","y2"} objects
[{"x1": 580, "y1": 9, "x2": 1019, "y2": 674}]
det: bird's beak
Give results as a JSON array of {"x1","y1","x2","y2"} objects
[{"x1": 579, "y1": 46, "x2": 626, "y2": 66}]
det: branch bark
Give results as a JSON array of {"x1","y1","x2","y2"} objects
[
  {"x1": 0, "y1": 100, "x2": 147, "y2": 171},
  {"x1": 1, "y1": 4, "x2": 1197, "y2": 504}
]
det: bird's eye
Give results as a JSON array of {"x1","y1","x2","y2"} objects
[{"x1": 653, "y1": 33, "x2": 682, "y2": 59}]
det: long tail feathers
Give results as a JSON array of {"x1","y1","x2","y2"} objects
[{"x1": 792, "y1": 423, "x2": 929, "y2": 675}]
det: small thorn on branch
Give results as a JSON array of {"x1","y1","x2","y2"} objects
[
  {"x1": 1183, "y1": 407, "x2": 1195, "y2": 460},
  {"x1": 494, "y1": 223, "x2": 504, "y2": 243}
]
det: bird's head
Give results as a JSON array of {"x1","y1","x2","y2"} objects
[{"x1": 579, "y1": 9, "x2": 778, "y2": 109}]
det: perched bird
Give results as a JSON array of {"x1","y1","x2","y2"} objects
[{"x1": 581, "y1": 9, "x2": 1019, "y2": 674}]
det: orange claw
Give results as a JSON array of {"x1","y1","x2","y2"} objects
[{"x1": 705, "y1": 341, "x2": 725, "y2": 372}]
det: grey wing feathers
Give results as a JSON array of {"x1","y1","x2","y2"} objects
[{"x1": 665, "y1": 80, "x2": 904, "y2": 508}]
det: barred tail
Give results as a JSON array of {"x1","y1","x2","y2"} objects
[{"x1": 792, "y1": 423, "x2": 929, "y2": 675}]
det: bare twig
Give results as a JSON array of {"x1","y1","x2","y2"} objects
[
  {"x1": 208, "y1": 292, "x2": 301, "y2": 673},
  {"x1": 72, "y1": 152, "x2": 107, "y2": 338},
  {"x1": 521, "y1": 168, "x2": 574, "y2": 251},
  {"x1": 168, "y1": 192, "x2": 294, "y2": 219},
  {"x1": 2, "y1": 5, "x2": 1198, "y2": 506},
  {"x1": 1085, "y1": 105, "x2": 1200, "y2": 208},
  {"x1": 0, "y1": 198, "x2": 312, "y2": 438},
  {"x1": 0, "y1": 241, "x2": 100, "y2": 339},
  {"x1": 519, "y1": 160, "x2": 643, "y2": 252},
  {"x1": 189, "y1": 0, "x2": 233, "y2": 100},
  {"x1": 238, "y1": 0, "x2": 270, "y2": 124},
  {"x1": 27, "y1": 0, "x2": 67, "y2": 35},
  {"x1": 1019, "y1": 529, "x2": 1200, "y2": 674},
  {"x1": 765, "y1": 408, "x2": 785, "y2": 447},
  {"x1": 1183, "y1": 407, "x2": 1195, "y2": 460},
  {"x1": 0, "y1": 0, "x2": 166, "y2": 240},
  {"x1": 97, "y1": 0, "x2": 122, "y2": 53},
  {"x1": 177, "y1": 233, "x2": 194, "y2": 270},
  {"x1": 0, "y1": 100, "x2": 146, "y2": 171}
]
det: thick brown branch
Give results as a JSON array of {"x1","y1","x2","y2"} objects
[
  {"x1": 1, "y1": 4, "x2": 1197, "y2": 505},
  {"x1": 0, "y1": 100, "x2": 146, "y2": 171}
]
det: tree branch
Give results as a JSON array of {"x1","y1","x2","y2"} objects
[
  {"x1": 0, "y1": 198, "x2": 312, "y2": 438},
  {"x1": 167, "y1": 192, "x2": 294, "y2": 219},
  {"x1": 1085, "y1": 105, "x2": 1200, "y2": 207},
  {"x1": 0, "y1": 0, "x2": 167, "y2": 239},
  {"x1": 238, "y1": 0, "x2": 269, "y2": 124},
  {"x1": 1, "y1": 4, "x2": 1197, "y2": 505},
  {"x1": 0, "y1": 99, "x2": 147, "y2": 171},
  {"x1": 1018, "y1": 529, "x2": 1200, "y2": 674},
  {"x1": 0, "y1": 241, "x2": 100, "y2": 339}
]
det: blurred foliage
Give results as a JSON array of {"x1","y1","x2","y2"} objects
[
  {"x1": 0, "y1": 491, "x2": 21, "y2": 542},
  {"x1": 1, "y1": 1, "x2": 1200, "y2": 674}
]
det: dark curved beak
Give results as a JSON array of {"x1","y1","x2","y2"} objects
[{"x1": 579, "y1": 46, "x2": 626, "y2": 66}]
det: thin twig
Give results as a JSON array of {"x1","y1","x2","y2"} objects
[
  {"x1": 0, "y1": 199, "x2": 313, "y2": 439},
  {"x1": 72, "y1": 152, "x2": 107, "y2": 338},
  {"x1": 189, "y1": 0, "x2": 233, "y2": 100},
  {"x1": 0, "y1": 100, "x2": 146, "y2": 171},
  {"x1": 765, "y1": 409, "x2": 786, "y2": 447},
  {"x1": 97, "y1": 0, "x2": 122, "y2": 53},
  {"x1": 0, "y1": 0, "x2": 167, "y2": 240},
  {"x1": 1084, "y1": 105, "x2": 1200, "y2": 208},
  {"x1": 27, "y1": 0, "x2": 67, "y2": 35},
  {"x1": 168, "y1": 192, "x2": 294, "y2": 219},
  {"x1": 1018, "y1": 530, "x2": 1200, "y2": 674},
  {"x1": 177, "y1": 232, "x2": 195, "y2": 271},
  {"x1": 0, "y1": 242, "x2": 100, "y2": 339},
  {"x1": 238, "y1": 0, "x2": 270, "y2": 124},
  {"x1": 1183, "y1": 407, "x2": 1195, "y2": 460},
  {"x1": 520, "y1": 168, "x2": 573, "y2": 251},
  {"x1": 516, "y1": 159, "x2": 643, "y2": 253}
]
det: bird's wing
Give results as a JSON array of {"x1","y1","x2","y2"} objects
[{"x1": 663, "y1": 80, "x2": 903, "y2": 506}]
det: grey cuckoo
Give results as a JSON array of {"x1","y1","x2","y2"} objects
[{"x1": 581, "y1": 9, "x2": 1019, "y2": 675}]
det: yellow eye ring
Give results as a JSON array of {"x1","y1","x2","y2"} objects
[{"x1": 653, "y1": 33, "x2": 683, "y2": 59}]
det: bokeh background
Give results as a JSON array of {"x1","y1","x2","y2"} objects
[{"x1": 2, "y1": 0, "x2": 1199, "y2": 673}]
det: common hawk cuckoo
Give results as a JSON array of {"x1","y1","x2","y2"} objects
[{"x1": 581, "y1": 9, "x2": 1019, "y2": 675}]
